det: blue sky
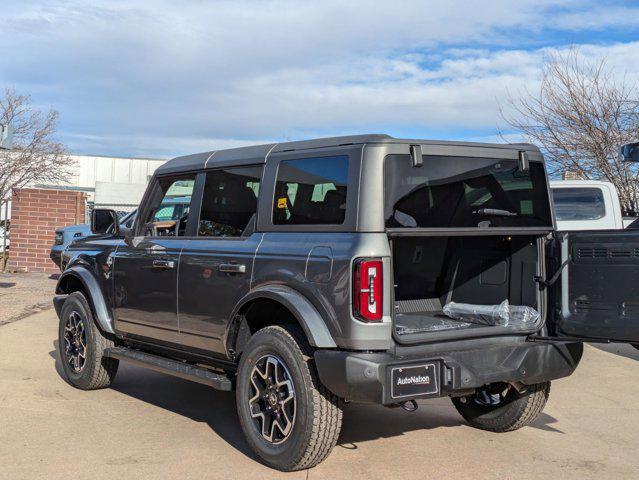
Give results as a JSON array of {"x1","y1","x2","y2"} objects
[{"x1": 1, "y1": 0, "x2": 639, "y2": 158}]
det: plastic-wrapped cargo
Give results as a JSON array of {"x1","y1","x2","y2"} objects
[{"x1": 442, "y1": 300, "x2": 540, "y2": 327}]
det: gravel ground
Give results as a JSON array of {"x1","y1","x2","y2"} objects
[{"x1": 0, "y1": 272, "x2": 57, "y2": 326}]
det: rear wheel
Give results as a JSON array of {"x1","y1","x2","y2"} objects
[
  {"x1": 58, "y1": 292, "x2": 119, "y2": 390},
  {"x1": 452, "y1": 381, "x2": 550, "y2": 432},
  {"x1": 236, "y1": 325, "x2": 342, "y2": 471}
]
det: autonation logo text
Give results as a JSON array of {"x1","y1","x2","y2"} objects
[{"x1": 396, "y1": 375, "x2": 430, "y2": 386}]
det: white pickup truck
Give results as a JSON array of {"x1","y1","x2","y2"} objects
[{"x1": 550, "y1": 180, "x2": 628, "y2": 231}]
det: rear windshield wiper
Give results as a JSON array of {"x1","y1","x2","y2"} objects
[{"x1": 473, "y1": 208, "x2": 518, "y2": 217}]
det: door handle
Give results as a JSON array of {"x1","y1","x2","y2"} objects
[
  {"x1": 219, "y1": 263, "x2": 246, "y2": 274},
  {"x1": 152, "y1": 259, "x2": 175, "y2": 270}
]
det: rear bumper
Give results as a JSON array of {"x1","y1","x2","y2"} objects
[{"x1": 314, "y1": 340, "x2": 583, "y2": 404}]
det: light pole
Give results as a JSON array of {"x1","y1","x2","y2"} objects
[
  {"x1": 0, "y1": 123, "x2": 13, "y2": 149},
  {"x1": 1, "y1": 123, "x2": 13, "y2": 270}
]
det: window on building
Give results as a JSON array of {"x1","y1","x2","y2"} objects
[
  {"x1": 198, "y1": 166, "x2": 262, "y2": 237},
  {"x1": 273, "y1": 156, "x2": 349, "y2": 225}
]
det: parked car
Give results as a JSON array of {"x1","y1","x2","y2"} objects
[
  {"x1": 53, "y1": 135, "x2": 639, "y2": 471},
  {"x1": 50, "y1": 196, "x2": 190, "y2": 270},
  {"x1": 50, "y1": 224, "x2": 92, "y2": 268},
  {"x1": 49, "y1": 211, "x2": 135, "y2": 269},
  {"x1": 550, "y1": 180, "x2": 625, "y2": 230}
]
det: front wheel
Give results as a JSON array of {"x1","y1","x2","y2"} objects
[
  {"x1": 236, "y1": 325, "x2": 342, "y2": 471},
  {"x1": 58, "y1": 292, "x2": 119, "y2": 390},
  {"x1": 452, "y1": 381, "x2": 550, "y2": 432}
]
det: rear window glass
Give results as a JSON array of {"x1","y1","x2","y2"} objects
[
  {"x1": 384, "y1": 155, "x2": 552, "y2": 228},
  {"x1": 273, "y1": 156, "x2": 349, "y2": 225},
  {"x1": 552, "y1": 187, "x2": 605, "y2": 221}
]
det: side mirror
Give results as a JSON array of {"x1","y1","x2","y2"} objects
[
  {"x1": 91, "y1": 209, "x2": 119, "y2": 235},
  {"x1": 619, "y1": 142, "x2": 639, "y2": 162}
]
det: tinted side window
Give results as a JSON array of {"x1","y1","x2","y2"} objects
[
  {"x1": 273, "y1": 156, "x2": 349, "y2": 225},
  {"x1": 198, "y1": 166, "x2": 262, "y2": 237},
  {"x1": 143, "y1": 175, "x2": 196, "y2": 236},
  {"x1": 552, "y1": 187, "x2": 606, "y2": 221}
]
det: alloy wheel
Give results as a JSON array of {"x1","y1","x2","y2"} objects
[
  {"x1": 63, "y1": 311, "x2": 87, "y2": 373},
  {"x1": 248, "y1": 355, "x2": 296, "y2": 444}
]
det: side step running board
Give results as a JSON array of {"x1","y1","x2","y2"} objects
[{"x1": 104, "y1": 347, "x2": 233, "y2": 391}]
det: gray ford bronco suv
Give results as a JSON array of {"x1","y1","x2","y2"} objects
[{"x1": 54, "y1": 135, "x2": 639, "y2": 471}]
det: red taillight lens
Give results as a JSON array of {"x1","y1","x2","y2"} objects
[{"x1": 353, "y1": 258, "x2": 383, "y2": 322}]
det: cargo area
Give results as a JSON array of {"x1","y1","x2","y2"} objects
[{"x1": 392, "y1": 235, "x2": 542, "y2": 339}]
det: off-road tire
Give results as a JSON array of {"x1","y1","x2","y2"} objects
[
  {"x1": 236, "y1": 325, "x2": 342, "y2": 471},
  {"x1": 58, "y1": 292, "x2": 119, "y2": 389},
  {"x1": 452, "y1": 382, "x2": 550, "y2": 432}
]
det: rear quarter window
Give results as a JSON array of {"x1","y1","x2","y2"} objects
[{"x1": 272, "y1": 155, "x2": 349, "y2": 225}]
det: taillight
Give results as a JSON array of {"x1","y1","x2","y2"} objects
[{"x1": 353, "y1": 258, "x2": 383, "y2": 321}]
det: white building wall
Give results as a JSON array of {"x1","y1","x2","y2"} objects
[{"x1": 65, "y1": 154, "x2": 166, "y2": 194}]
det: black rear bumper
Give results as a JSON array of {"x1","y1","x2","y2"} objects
[{"x1": 314, "y1": 340, "x2": 583, "y2": 404}]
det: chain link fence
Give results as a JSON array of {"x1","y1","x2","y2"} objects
[{"x1": 85, "y1": 201, "x2": 139, "y2": 224}]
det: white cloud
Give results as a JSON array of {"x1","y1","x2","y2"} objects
[{"x1": 1, "y1": 1, "x2": 639, "y2": 156}]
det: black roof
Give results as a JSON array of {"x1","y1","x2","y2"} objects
[{"x1": 156, "y1": 134, "x2": 539, "y2": 175}]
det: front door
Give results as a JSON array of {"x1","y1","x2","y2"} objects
[
  {"x1": 551, "y1": 230, "x2": 639, "y2": 343},
  {"x1": 113, "y1": 174, "x2": 196, "y2": 344},
  {"x1": 177, "y1": 165, "x2": 263, "y2": 354}
]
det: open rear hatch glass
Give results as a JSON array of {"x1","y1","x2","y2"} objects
[{"x1": 384, "y1": 154, "x2": 553, "y2": 230}]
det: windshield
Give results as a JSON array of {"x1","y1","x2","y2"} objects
[{"x1": 384, "y1": 154, "x2": 552, "y2": 228}]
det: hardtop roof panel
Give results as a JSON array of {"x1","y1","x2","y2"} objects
[{"x1": 156, "y1": 134, "x2": 541, "y2": 175}]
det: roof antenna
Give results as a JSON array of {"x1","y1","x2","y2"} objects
[
  {"x1": 410, "y1": 145, "x2": 423, "y2": 167},
  {"x1": 518, "y1": 150, "x2": 529, "y2": 172}
]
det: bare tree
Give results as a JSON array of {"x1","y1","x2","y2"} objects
[
  {"x1": 0, "y1": 87, "x2": 75, "y2": 202},
  {"x1": 501, "y1": 49, "x2": 639, "y2": 214}
]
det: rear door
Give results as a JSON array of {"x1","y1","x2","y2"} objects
[
  {"x1": 551, "y1": 230, "x2": 639, "y2": 343},
  {"x1": 177, "y1": 165, "x2": 263, "y2": 354}
]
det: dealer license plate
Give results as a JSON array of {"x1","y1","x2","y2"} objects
[{"x1": 391, "y1": 363, "x2": 440, "y2": 398}]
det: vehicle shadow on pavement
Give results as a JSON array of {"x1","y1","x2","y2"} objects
[
  {"x1": 50, "y1": 342, "x2": 563, "y2": 460},
  {"x1": 590, "y1": 343, "x2": 639, "y2": 361},
  {"x1": 49, "y1": 342, "x2": 259, "y2": 459}
]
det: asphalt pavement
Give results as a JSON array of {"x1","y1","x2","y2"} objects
[{"x1": 1, "y1": 310, "x2": 638, "y2": 479}]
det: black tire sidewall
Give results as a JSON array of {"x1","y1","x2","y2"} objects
[
  {"x1": 453, "y1": 391, "x2": 524, "y2": 422},
  {"x1": 58, "y1": 293, "x2": 101, "y2": 389},
  {"x1": 452, "y1": 382, "x2": 548, "y2": 430},
  {"x1": 236, "y1": 327, "x2": 313, "y2": 469}
]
